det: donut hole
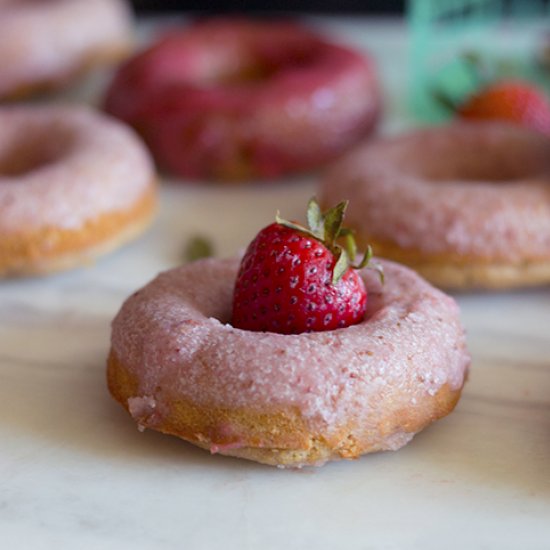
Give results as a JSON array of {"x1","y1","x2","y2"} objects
[
  {"x1": 402, "y1": 127, "x2": 550, "y2": 183},
  {"x1": 186, "y1": 26, "x2": 321, "y2": 88},
  {"x1": 215, "y1": 47, "x2": 319, "y2": 87},
  {"x1": 212, "y1": 302, "x2": 233, "y2": 326},
  {"x1": 0, "y1": 129, "x2": 72, "y2": 177},
  {"x1": 215, "y1": 60, "x2": 281, "y2": 87}
]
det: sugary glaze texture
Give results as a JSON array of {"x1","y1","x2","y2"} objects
[
  {"x1": 105, "y1": 18, "x2": 381, "y2": 181},
  {"x1": 108, "y1": 257, "x2": 470, "y2": 467},
  {"x1": 0, "y1": 0, "x2": 132, "y2": 100},
  {"x1": 0, "y1": 105, "x2": 156, "y2": 276},
  {"x1": 320, "y1": 122, "x2": 550, "y2": 289}
]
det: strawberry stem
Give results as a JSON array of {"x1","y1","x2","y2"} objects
[{"x1": 275, "y1": 198, "x2": 384, "y2": 285}]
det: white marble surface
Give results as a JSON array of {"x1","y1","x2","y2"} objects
[{"x1": 1, "y1": 17, "x2": 550, "y2": 550}]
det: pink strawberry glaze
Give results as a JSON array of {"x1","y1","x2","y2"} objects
[
  {"x1": 110, "y1": 257, "x2": 470, "y2": 441},
  {"x1": 0, "y1": 105, "x2": 154, "y2": 233},
  {"x1": 321, "y1": 122, "x2": 550, "y2": 261},
  {"x1": 105, "y1": 19, "x2": 380, "y2": 179},
  {"x1": 0, "y1": 0, "x2": 132, "y2": 99}
]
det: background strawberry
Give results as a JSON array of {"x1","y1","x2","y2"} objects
[
  {"x1": 457, "y1": 80, "x2": 550, "y2": 135},
  {"x1": 231, "y1": 199, "x2": 381, "y2": 334}
]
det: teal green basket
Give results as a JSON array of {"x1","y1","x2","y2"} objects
[{"x1": 408, "y1": 0, "x2": 550, "y2": 122}]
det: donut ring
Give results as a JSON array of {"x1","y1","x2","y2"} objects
[
  {"x1": 107, "y1": 257, "x2": 470, "y2": 468},
  {"x1": 0, "y1": 105, "x2": 156, "y2": 277},
  {"x1": 320, "y1": 122, "x2": 550, "y2": 290},
  {"x1": 0, "y1": 0, "x2": 132, "y2": 100},
  {"x1": 104, "y1": 18, "x2": 380, "y2": 181}
]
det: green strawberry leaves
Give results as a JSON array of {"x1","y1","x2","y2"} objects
[
  {"x1": 276, "y1": 198, "x2": 384, "y2": 285},
  {"x1": 306, "y1": 197, "x2": 324, "y2": 239}
]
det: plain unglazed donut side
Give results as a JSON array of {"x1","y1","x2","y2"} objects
[
  {"x1": 0, "y1": 105, "x2": 157, "y2": 277},
  {"x1": 320, "y1": 122, "x2": 550, "y2": 290},
  {"x1": 0, "y1": 190, "x2": 156, "y2": 277},
  {"x1": 107, "y1": 257, "x2": 470, "y2": 468}
]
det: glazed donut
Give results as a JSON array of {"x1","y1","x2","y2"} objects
[
  {"x1": 107, "y1": 257, "x2": 470, "y2": 468},
  {"x1": 104, "y1": 18, "x2": 380, "y2": 181},
  {"x1": 320, "y1": 122, "x2": 550, "y2": 290},
  {"x1": 0, "y1": 0, "x2": 132, "y2": 100},
  {"x1": 0, "y1": 105, "x2": 156, "y2": 277}
]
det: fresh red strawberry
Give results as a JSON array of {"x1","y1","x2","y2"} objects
[
  {"x1": 231, "y1": 199, "x2": 382, "y2": 334},
  {"x1": 457, "y1": 80, "x2": 550, "y2": 135}
]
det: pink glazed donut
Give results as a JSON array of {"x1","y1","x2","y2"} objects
[
  {"x1": 104, "y1": 18, "x2": 380, "y2": 181},
  {"x1": 107, "y1": 257, "x2": 470, "y2": 468},
  {"x1": 0, "y1": 0, "x2": 132, "y2": 100},
  {"x1": 0, "y1": 105, "x2": 156, "y2": 277},
  {"x1": 320, "y1": 122, "x2": 550, "y2": 290}
]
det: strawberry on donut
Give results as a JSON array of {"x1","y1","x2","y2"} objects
[
  {"x1": 104, "y1": 18, "x2": 381, "y2": 181},
  {"x1": 231, "y1": 199, "x2": 381, "y2": 334},
  {"x1": 107, "y1": 200, "x2": 469, "y2": 467}
]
